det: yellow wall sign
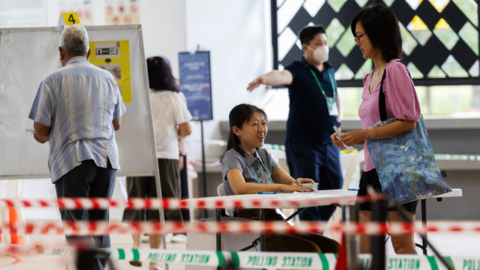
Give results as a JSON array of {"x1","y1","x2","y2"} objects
[
  {"x1": 88, "y1": 40, "x2": 132, "y2": 103},
  {"x1": 59, "y1": 12, "x2": 81, "y2": 26}
]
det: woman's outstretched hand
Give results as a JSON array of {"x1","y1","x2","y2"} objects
[{"x1": 247, "y1": 76, "x2": 266, "y2": 92}]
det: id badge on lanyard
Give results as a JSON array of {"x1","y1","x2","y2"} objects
[
  {"x1": 307, "y1": 67, "x2": 338, "y2": 116},
  {"x1": 326, "y1": 97, "x2": 338, "y2": 116}
]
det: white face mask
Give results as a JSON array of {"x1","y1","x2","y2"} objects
[{"x1": 308, "y1": 45, "x2": 329, "y2": 63}]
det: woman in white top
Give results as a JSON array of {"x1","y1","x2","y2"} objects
[{"x1": 123, "y1": 56, "x2": 192, "y2": 270}]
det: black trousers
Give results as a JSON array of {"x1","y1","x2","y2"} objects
[
  {"x1": 55, "y1": 159, "x2": 117, "y2": 270},
  {"x1": 285, "y1": 142, "x2": 343, "y2": 222},
  {"x1": 122, "y1": 158, "x2": 183, "y2": 222}
]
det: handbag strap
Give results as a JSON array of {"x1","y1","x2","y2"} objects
[
  {"x1": 379, "y1": 70, "x2": 388, "y2": 122},
  {"x1": 378, "y1": 60, "x2": 412, "y2": 122}
]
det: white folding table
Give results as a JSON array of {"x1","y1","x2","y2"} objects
[
  {"x1": 183, "y1": 188, "x2": 462, "y2": 254},
  {"x1": 184, "y1": 189, "x2": 358, "y2": 253}
]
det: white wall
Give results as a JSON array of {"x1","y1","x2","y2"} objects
[
  {"x1": 140, "y1": 0, "x2": 186, "y2": 78},
  {"x1": 42, "y1": 0, "x2": 187, "y2": 78},
  {"x1": 185, "y1": 0, "x2": 277, "y2": 160},
  {"x1": 1, "y1": 0, "x2": 275, "y2": 160}
]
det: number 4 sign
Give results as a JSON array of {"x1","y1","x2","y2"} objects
[{"x1": 58, "y1": 12, "x2": 81, "y2": 26}]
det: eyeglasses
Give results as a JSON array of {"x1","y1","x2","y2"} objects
[{"x1": 354, "y1": 33, "x2": 366, "y2": 43}]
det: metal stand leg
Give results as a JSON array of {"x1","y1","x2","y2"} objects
[
  {"x1": 259, "y1": 209, "x2": 267, "y2": 270},
  {"x1": 342, "y1": 205, "x2": 360, "y2": 270},
  {"x1": 216, "y1": 209, "x2": 222, "y2": 270},
  {"x1": 415, "y1": 199, "x2": 429, "y2": 255},
  {"x1": 259, "y1": 209, "x2": 266, "y2": 252},
  {"x1": 371, "y1": 198, "x2": 387, "y2": 270},
  {"x1": 200, "y1": 120, "x2": 208, "y2": 219},
  {"x1": 216, "y1": 209, "x2": 222, "y2": 251}
]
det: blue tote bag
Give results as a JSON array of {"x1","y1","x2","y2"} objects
[{"x1": 366, "y1": 62, "x2": 451, "y2": 204}]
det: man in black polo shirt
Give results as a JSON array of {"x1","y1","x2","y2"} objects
[{"x1": 247, "y1": 25, "x2": 343, "y2": 224}]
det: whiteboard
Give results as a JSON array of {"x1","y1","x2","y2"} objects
[{"x1": 0, "y1": 25, "x2": 158, "y2": 179}]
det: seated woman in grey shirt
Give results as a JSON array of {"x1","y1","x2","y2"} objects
[{"x1": 221, "y1": 104, "x2": 339, "y2": 253}]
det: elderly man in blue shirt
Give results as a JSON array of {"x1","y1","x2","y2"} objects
[{"x1": 29, "y1": 24, "x2": 126, "y2": 270}]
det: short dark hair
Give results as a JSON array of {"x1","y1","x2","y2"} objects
[
  {"x1": 146, "y1": 56, "x2": 180, "y2": 92},
  {"x1": 221, "y1": 104, "x2": 268, "y2": 160},
  {"x1": 298, "y1": 25, "x2": 326, "y2": 45},
  {"x1": 350, "y1": 4, "x2": 402, "y2": 62}
]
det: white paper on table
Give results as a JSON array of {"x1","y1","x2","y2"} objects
[{"x1": 333, "y1": 126, "x2": 354, "y2": 152}]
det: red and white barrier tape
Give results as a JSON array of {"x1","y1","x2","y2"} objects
[
  {"x1": 2, "y1": 221, "x2": 480, "y2": 236},
  {"x1": 0, "y1": 195, "x2": 373, "y2": 210},
  {"x1": 186, "y1": 158, "x2": 198, "y2": 180},
  {"x1": 4, "y1": 244, "x2": 480, "y2": 270},
  {"x1": 0, "y1": 243, "x2": 59, "y2": 255}
]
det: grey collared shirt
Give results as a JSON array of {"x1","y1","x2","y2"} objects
[{"x1": 221, "y1": 147, "x2": 278, "y2": 196}]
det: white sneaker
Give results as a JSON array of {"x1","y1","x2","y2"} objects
[
  {"x1": 170, "y1": 234, "x2": 187, "y2": 243},
  {"x1": 148, "y1": 262, "x2": 164, "y2": 270}
]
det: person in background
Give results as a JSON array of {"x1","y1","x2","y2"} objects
[
  {"x1": 247, "y1": 25, "x2": 343, "y2": 225},
  {"x1": 29, "y1": 24, "x2": 126, "y2": 270},
  {"x1": 332, "y1": 4, "x2": 420, "y2": 254},
  {"x1": 166, "y1": 57, "x2": 192, "y2": 239},
  {"x1": 122, "y1": 56, "x2": 192, "y2": 270},
  {"x1": 221, "y1": 103, "x2": 340, "y2": 253}
]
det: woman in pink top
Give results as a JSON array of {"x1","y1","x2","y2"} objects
[{"x1": 331, "y1": 4, "x2": 421, "y2": 254}]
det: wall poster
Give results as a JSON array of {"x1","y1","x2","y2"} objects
[
  {"x1": 89, "y1": 40, "x2": 132, "y2": 103},
  {"x1": 105, "y1": 0, "x2": 139, "y2": 25},
  {"x1": 178, "y1": 51, "x2": 213, "y2": 121}
]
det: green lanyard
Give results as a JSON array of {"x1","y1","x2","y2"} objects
[
  {"x1": 251, "y1": 163, "x2": 274, "y2": 184},
  {"x1": 309, "y1": 68, "x2": 336, "y2": 100},
  {"x1": 300, "y1": 59, "x2": 336, "y2": 99}
]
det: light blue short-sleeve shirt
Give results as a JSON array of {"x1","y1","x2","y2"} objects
[{"x1": 29, "y1": 56, "x2": 126, "y2": 182}]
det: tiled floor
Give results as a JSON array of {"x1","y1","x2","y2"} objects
[{"x1": 2, "y1": 221, "x2": 480, "y2": 270}]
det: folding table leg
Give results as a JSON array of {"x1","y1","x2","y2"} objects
[
  {"x1": 371, "y1": 198, "x2": 387, "y2": 270},
  {"x1": 216, "y1": 209, "x2": 222, "y2": 270},
  {"x1": 259, "y1": 209, "x2": 266, "y2": 252},
  {"x1": 216, "y1": 209, "x2": 222, "y2": 251},
  {"x1": 421, "y1": 199, "x2": 427, "y2": 255},
  {"x1": 342, "y1": 205, "x2": 360, "y2": 270}
]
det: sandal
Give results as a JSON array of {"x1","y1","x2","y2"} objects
[
  {"x1": 129, "y1": 246, "x2": 143, "y2": 267},
  {"x1": 129, "y1": 261, "x2": 142, "y2": 267}
]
